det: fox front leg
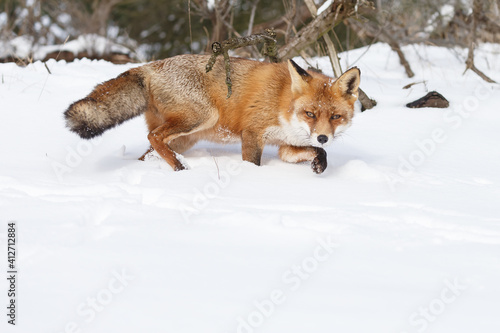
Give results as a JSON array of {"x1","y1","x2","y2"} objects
[
  {"x1": 279, "y1": 145, "x2": 327, "y2": 174},
  {"x1": 311, "y1": 147, "x2": 327, "y2": 174},
  {"x1": 241, "y1": 130, "x2": 264, "y2": 166}
]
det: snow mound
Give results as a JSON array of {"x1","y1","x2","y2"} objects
[{"x1": 334, "y1": 159, "x2": 386, "y2": 182}]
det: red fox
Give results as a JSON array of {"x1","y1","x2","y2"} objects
[{"x1": 65, "y1": 55, "x2": 360, "y2": 174}]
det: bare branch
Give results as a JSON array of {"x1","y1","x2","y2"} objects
[
  {"x1": 346, "y1": 17, "x2": 415, "y2": 78},
  {"x1": 252, "y1": 3, "x2": 310, "y2": 38},
  {"x1": 278, "y1": 0, "x2": 359, "y2": 60},
  {"x1": 206, "y1": 29, "x2": 278, "y2": 98},
  {"x1": 247, "y1": 0, "x2": 260, "y2": 36},
  {"x1": 303, "y1": 0, "x2": 343, "y2": 77},
  {"x1": 463, "y1": 0, "x2": 497, "y2": 83}
]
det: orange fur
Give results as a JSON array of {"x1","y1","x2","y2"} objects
[{"x1": 65, "y1": 55, "x2": 360, "y2": 174}]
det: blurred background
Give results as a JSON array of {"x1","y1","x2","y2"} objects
[{"x1": 0, "y1": 0, "x2": 499, "y2": 64}]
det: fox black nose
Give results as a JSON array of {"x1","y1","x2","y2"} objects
[{"x1": 317, "y1": 135, "x2": 328, "y2": 144}]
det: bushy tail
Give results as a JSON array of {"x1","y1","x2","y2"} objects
[{"x1": 64, "y1": 68, "x2": 147, "y2": 139}]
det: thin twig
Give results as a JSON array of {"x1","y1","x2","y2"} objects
[
  {"x1": 212, "y1": 156, "x2": 221, "y2": 180},
  {"x1": 346, "y1": 17, "x2": 415, "y2": 78},
  {"x1": 44, "y1": 62, "x2": 52, "y2": 74},
  {"x1": 206, "y1": 29, "x2": 278, "y2": 98},
  {"x1": 188, "y1": 0, "x2": 193, "y2": 53},
  {"x1": 303, "y1": 0, "x2": 342, "y2": 77},
  {"x1": 247, "y1": 0, "x2": 260, "y2": 36},
  {"x1": 463, "y1": 0, "x2": 497, "y2": 83}
]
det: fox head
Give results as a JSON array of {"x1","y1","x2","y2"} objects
[{"x1": 283, "y1": 59, "x2": 360, "y2": 148}]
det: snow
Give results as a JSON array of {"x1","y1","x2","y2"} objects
[
  {"x1": 32, "y1": 34, "x2": 133, "y2": 60},
  {"x1": 1, "y1": 43, "x2": 500, "y2": 332},
  {"x1": 1, "y1": 34, "x2": 134, "y2": 61},
  {"x1": 0, "y1": 12, "x2": 7, "y2": 28},
  {"x1": 4, "y1": 36, "x2": 34, "y2": 59},
  {"x1": 424, "y1": 4, "x2": 456, "y2": 34},
  {"x1": 207, "y1": 0, "x2": 216, "y2": 10},
  {"x1": 317, "y1": 0, "x2": 334, "y2": 15}
]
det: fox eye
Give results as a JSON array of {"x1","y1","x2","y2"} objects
[
  {"x1": 331, "y1": 114, "x2": 341, "y2": 120},
  {"x1": 305, "y1": 111, "x2": 316, "y2": 119}
]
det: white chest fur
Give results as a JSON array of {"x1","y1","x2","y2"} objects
[{"x1": 263, "y1": 114, "x2": 312, "y2": 146}]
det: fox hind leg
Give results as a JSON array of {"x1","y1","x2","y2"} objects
[
  {"x1": 139, "y1": 146, "x2": 154, "y2": 161},
  {"x1": 169, "y1": 135, "x2": 199, "y2": 154},
  {"x1": 139, "y1": 135, "x2": 198, "y2": 162},
  {"x1": 147, "y1": 123, "x2": 195, "y2": 171},
  {"x1": 147, "y1": 110, "x2": 217, "y2": 171}
]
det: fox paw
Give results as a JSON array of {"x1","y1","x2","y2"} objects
[
  {"x1": 311, "y1": 148, "x2": 327, "y2": 174},
  {"x1": 174, "y1": 164, "x2": 186, "y2": 171}
]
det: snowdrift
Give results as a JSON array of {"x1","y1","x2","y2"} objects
[{"x1": 1, "y1": 43, "x2": 499, "y2": 333}]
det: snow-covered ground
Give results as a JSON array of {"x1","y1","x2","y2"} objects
[
  {"x1": 0, "y1": 34, "x2": 136, "y2": 61},
  {"x1": 1, "y1": 43, "x2": 499, "y2": 332}
]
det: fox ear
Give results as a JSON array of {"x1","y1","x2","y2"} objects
[
  {"x1": 287, "y1": 59, "x2": 312, "y2": 95},
  {"x1": 333, "y1": 67, "x2": 360, "y2": 99}
]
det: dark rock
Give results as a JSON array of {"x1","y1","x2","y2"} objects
[{"x1": 406, "y1": 91, "x2": 449, "y2": 108}]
